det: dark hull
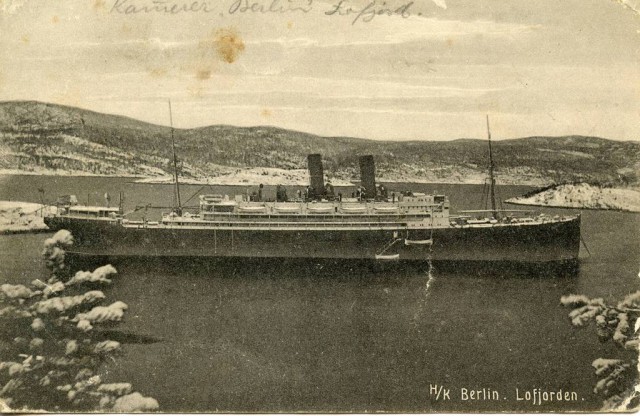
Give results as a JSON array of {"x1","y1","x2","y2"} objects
[{"x1": 44, "y1": 216, "x2": 581, "y2": 263}]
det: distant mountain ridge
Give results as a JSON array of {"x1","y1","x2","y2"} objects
[{"x1": 0, "y1": 100, "x2": 638, "y2": 186}]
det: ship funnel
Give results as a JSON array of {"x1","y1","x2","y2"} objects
[
  {"x1": 307, "y1": 154, "x2": 325, "y2": 199},
  {"x1": 359, "y1": 155, "x2": 376, "y2": 200}
]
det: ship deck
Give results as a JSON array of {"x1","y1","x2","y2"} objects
[{"x1": 52, "y1": 213, "x2": 579, "y2": 231}]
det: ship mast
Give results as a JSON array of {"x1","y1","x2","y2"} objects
[
  {"x1": 168, "y1": 99, "x2": 182, "y2": 214},
  {"x1": 486, "y1": 115, "x2": 499, "y2": 219}
]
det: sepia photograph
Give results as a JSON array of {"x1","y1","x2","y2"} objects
[{"x1": 0, "y1": 0, "x2": 638, "y2": 412}]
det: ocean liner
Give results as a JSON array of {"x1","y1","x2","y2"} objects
[{"x1": 44, "y1": 117, "x2": 581, "y2": 264}]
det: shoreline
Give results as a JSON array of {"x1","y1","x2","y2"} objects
[
  {"x1": 1, "y1": 170, "x2": 542, "y2": 187},
  {"x1": 505, "y1": 183, "x2": 640, "y2": 213},
  {"x1": 0, "y1": 169, "x2": 146, "y2": 179}
]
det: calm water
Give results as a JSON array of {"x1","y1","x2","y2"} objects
[{"x1": 0, "y1": 175, "x2": 638, "y2": 412}]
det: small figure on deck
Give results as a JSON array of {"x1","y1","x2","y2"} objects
[
  {"x1": 276, "y1": 184, "x2": 288, "y2": 202},
  {"x1": 257, "y1": 184, "x2": 263, "y2": 202},
  {"x1": 325, "y1": 181, "x2": 334, "y2": 200},
  {"x1": 379, "y1": 185, "x2": 387, "y2": 199},
  {"x1": 358, "y1": 186, "x2": 367, "y2": 201}
]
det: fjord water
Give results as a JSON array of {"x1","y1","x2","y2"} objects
[{"x1": 0, "y1": 175, "x2": 638, "y2": 412}]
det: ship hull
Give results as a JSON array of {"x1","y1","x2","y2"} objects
[{"x1": 44, "y1": 216, "x2": 581, "y2": 264}]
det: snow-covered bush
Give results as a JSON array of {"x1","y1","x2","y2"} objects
[
  {"x1": 561, "y1": 292, "x2": 639, "y2": 410},
  {"x1": 0, "y1": 230, "x2": 158, "y2": 412}
]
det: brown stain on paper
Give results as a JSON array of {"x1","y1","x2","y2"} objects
[
  {"x1": 51, "y1": 15, "x2": 59, "y2": 24},
  {"x1": 120, "y1": 23, "x2": 133, "y2": 35},
  {"x1": 211, "y1": 28, "x2": 245, "y2": 64},
  {"x1": 93, "y1": 0, "x2": 107, "y2": 11},
  {"x1": 149, "y1": 68, "x2": 168, "y2": 78},
  {"x1": 192, "y1": 27, "x2": 245, "y2": 80},
  {"x1": 196, "y1": 69, "x2": 212, "y2": 80},
  {"x1": 261, "y1": 108, "x2": 273, "y2": 118}
]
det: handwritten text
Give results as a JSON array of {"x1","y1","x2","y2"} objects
[{"x1": 325, "y1": 0, "x2": 415, "y2": 24}]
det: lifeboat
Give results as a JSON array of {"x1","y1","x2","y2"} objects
[
  {"x1": 404, "y1": 238, "x2": 433, "y2": 245},
  {"x1": 307, "y1": 205, "x2": 334, "y2": 214},
  {"x1": 373, "y1": 206, "x2": 399, "y2": 213},
  {"x1": 238, "y1": 205, "x2": 267, "y2": 213},
  {"x1": 375, "y1": 253, "x2": 400, "y2": 261},
  {"x1": 466, "y1": 218, "x2": 491, "y2": 224},
  {"x1": 340, "y1": 205, "x2": 367, "y2": 214},
  {"x1": 273, "y1": 204, "x2": 301, "y2": 214}
]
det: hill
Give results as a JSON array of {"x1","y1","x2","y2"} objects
[{"x1": 0, "y1": 101, "x2": 638, "y2": 186}]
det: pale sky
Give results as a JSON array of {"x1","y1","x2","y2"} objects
[{"x1": 0, "y1": 0, "x2": 638, "y2": 141}]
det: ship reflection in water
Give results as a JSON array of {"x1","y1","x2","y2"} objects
[{"x1": 65, "y1": 249, "x2": 608, "y2": 412}]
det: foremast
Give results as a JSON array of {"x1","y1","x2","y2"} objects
[
  {"x1": 486, "y1": 115, "x2": 499, "y2": 220},
  {"x1": 168, "y1": 99, "x2": 182, "y2": 215}
]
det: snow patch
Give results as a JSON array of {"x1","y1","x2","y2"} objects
[
  {"x1": 506, "y1": 183, "x2": 640, "y2": 212},
  {"x1": 0, "y1": 201, "x2": 56, "y2": 233}
]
